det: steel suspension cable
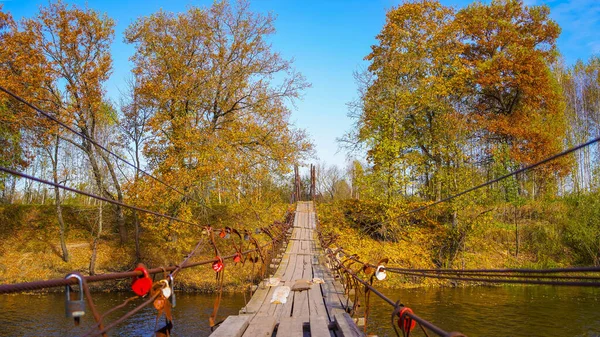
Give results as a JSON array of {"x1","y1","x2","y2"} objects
[
  {"x1": 0, "y1": 165, "x2": 204, "y2": 228},
  {"x1": 0, "y1": 223, "x2": 290, "y2": 294},
  {"x1": 382, "y1": 269, "x2": 600, "y2": 287},
  {"x1": 373, "y1": 135, "x2": 600, "y2": 228},
  {"x1": 0, "y1": 85, "x2": 212, "y2": 212},
  {"x1": 341, "y1": 253, "x2": 600, "y2": 287},
  {"x1": 330, "y1": 252, "x2": 463, "y2": 337},
  {"x1": 81, "y1": 220, "x2": 292, "y2": 337},
  {"x1": 407, "y1": 135, "x2": 600, "y2": 214}
]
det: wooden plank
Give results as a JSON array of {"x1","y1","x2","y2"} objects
[
  {"x1": 242, "y1": 315, "x2": 276, "y2": 337},
  {"x1": 210, "y1": 315, "x2": 251, "y2": 337},
  {"x1": 276, "y1": 316, "x2": 305, "y2": 337},
  {"x1": 308, "y1": 266, "x2": 328, "y2": 318},
  {"x1": 334, "y1": 313, "x2": 365, "y2": 337},
  {"x1": 309, "y1": 315, "x2": 331, "y2": 337},
  {"x1": 292, "y1": 290, "x2": 309, "y2": 317},
  {"x1": 241, "y1": 225, "x2": 296, "y2": 314},
  {"x1": 239, "y1": 201, "x2": 362, "y2": 337}
]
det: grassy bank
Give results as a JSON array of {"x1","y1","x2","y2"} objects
[
  {"x1": 316, "y1": 195, "x2": 600, "y2": 288},
  {"x1": 0, "y1": 202, "x2": 293, "y2": 292}
]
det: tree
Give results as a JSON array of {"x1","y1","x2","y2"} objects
[
  {"x1": 315, "y1": 162, "x2": 350, "y2": 201},
  {"x1": 125, "y1": 0, "x2": 312, "y2": 221},
  {"x1": 348, "y1": 0, "x2": 467, "y2": 203},
  {"x1": 22, "y1": 2, "x2": 128, "y2": 243},
  {"x1": 457, "y1": 0, "x2": 569, "y2": 191}
]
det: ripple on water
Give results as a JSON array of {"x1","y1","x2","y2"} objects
[{"x1": 1, "y1": 287, "x2": 599, "y2": 336}]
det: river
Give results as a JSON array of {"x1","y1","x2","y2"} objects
[{"x1": 1, "y1": 286, "x2": 599, "y2": 336}]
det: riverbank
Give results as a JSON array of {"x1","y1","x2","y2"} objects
[
  {"x1": 0, "y1": 202, "x2": 291, "y2": 293},
  {"x1": 315, "y1": 198, "x2": 595, "y2": 288}
]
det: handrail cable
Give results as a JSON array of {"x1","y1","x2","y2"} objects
[
  {"x1": 329, "y1": 250, "x2": 463, "y2": 337},
  {"x1": 0, "y1": 243, "x2": 270, "y2": 294},
  {"x1": 340, "y1": 253, "x2": 600, "y2": 287},
  {"x1": 378, "y1": 266, "x2": 600, "y2": 274},
  {"x1": 381, "y1": 270, "x2": 600, "y2": 287},
  {"x1": 0, "y1": 85, "x2": 213, "y2": 212},
  {"x1": 374, "y1": 135, "x2": 600, "y2": 227},
  {"x1": 81, "y1": 220, "x2": 292, "y2": 337},
  {"x1": 0, "y1": 165, "x2": 203, "y2": 228}
]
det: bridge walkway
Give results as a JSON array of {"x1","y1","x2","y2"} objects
[{"x1": 210, "y1": 201, "x2": 363, "y2": 337}]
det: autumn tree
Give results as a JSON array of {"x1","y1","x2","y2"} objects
[
  {"x1": 125, "y1": 0, "x2": 312, "y2": 227},
  {"x1": 0, "y1": 2, "x2": 128, "y2": 249},
  {"x1": 457, "y1": 0, "x2": 568, "y2": 195},
  {"x1": 347, "y1": 0, "x2": 468, "y2": 203},
  {"x1": 0, "y1": 6, "x2": 50, "y2": 203}
]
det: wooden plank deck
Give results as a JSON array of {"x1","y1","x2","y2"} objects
[{"x1": 210, "y1": 201, "x2": 364, "y2": 337}]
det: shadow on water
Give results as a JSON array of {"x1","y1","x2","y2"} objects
[{"x1": 1, "y1": 286, "x2": 600, "y2": 336}]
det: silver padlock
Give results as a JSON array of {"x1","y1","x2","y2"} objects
[
  {"x1": 65, "y1": 273, "x2": 85, "y2": 325},
  {"x1": 168, "y1": 274, "x2": 176, "y2": 308}
]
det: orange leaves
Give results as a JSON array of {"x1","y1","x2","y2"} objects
[
  {"x1": 457, "y1": 0, "x2": 566, "y2": 169},
  {"x1": 351, "y1": 0, "x2": 572, "y2": 203},
  {"x1": 124, "y1": 0, "x2": 312, "y2": 205}
]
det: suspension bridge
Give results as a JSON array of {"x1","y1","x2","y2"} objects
[{"x1": 1, "y1": 85, "x2": 600, "y2": 336}]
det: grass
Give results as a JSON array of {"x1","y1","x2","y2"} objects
[{"x1": 0, "y1": 202, "x2": 292, "y2": 293}]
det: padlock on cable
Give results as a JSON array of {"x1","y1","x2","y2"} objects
[
  {"x1": 131, "y1": 264, "x2": 153, "y2": 296},
  {"x1": 65, "y1": 273, "x2": 85, "y2": 326},
  {"x1": 168, "y1": 274, "x2": 176, "y2": 308},
  {"x1": 398, "y1": 307, "x2": 416, "y2": 332},
  {"x1": 212, "y1": 256, "x2": 224, "y2": 272},
  {"x1": 375, "y1": 265, "x2": 387, "y2": 280},
  {"x1": 233, "y1": 252, "x2": 242, "y2": 263}
]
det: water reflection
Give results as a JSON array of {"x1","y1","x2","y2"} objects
[
  {"x1": 1, "y1": 292, "x2": 246, "y2": 336},
  {"x1": 366, "y1": 286, "x2": 600, "y2": 337},
  {"x1": 1, "y1": 286, "x2": 599, "y2": 336}
]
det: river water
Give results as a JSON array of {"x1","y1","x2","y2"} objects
[{"x1": 1, "y1": 286, "x2": 599, "y2": 336}]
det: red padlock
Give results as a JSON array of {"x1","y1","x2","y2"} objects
[
  {"x1": 398, "y1": 307, "x2": 416, "y2": 332},
  {"x1": 233, "y1": 252, "x2": 242, "y2": 263},
  {"x1": 219, "y1": 229, "x2": 226, "y2": 238},
  {"x1": 131, "y1": 264, "x2": 152, "y2": 296},
  {"x1": 212, "y1": 257, "x2": 224, "y2": 272}
]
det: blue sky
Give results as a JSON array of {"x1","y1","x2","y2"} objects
[{"x1": 2, "y1": 0, "x2": 599, "y2": 169}]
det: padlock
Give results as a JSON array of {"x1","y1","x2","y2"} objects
[
  {"x1": 160, "y1": 279, "x2": 171, "y2": 299},
  {"x1": 65, "y1": 273, "x2": 85, "y2": 325},
  {"x1": 153, "y1": 295, "x2": 166, "y2": 310},
  {"x1": 233, "y1": 252, "x2": 242, "y2": 263},
  {"x1": 168, "y1": 274, "x2": 176, "y2": 308},
  {"x1": 212, "y1": 256, "x2": 224, "y2": 272},
  {"x1": 131, "y1": 264, "x2": 153, "y2": 296},
  {"x1": 375, "y1": 265, "x2": 387, "y2": 280}
]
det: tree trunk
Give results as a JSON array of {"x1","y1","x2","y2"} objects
[
  {"x1": 8, "y1": 176, "x2": 16, "y2": 204},
  {"x1": 52, "y1": 135, "x2": 69, "y2": 263},
  {"x1": 514, "y1": 206, "x2": 519, "y2": 258},
  {"x1": 89, "y1": 202, "x2": 103, "y2": 275},
  {"x1": 82, "y1": 136, "x2": 128, "y2": 244},
  {"x1": 133, "y1": 210, "x2": 141, "y2": 262}
]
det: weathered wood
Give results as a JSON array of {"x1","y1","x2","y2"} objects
[
  {"x1": 241, "y1": 315, "x2": 276, "y2": 337},
  {"x1": 210, "y1": 315, "x2": 251, "y2": 337},
  {"x1": 276, "y1": 316, "x2": 305, "y2": 337},
  {"x1": 334, "y1": 312, "x2": 365, "y2": 337},
  {"x1": 222, "y1": 202, "x2": 359, "y2": 337},
  {"x1": 310, "y1": 316, "x2": 331, "y2": 337}
]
